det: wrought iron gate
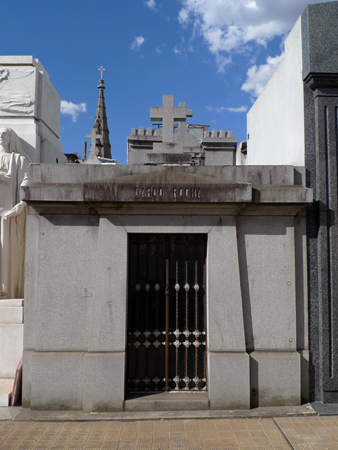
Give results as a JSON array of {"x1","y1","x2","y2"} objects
[{"x1": 126, "y1": 234, "x2": 207, "y2": 393}]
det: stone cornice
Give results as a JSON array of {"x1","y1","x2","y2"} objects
[{"x1": 304, "y1": 73, "x2": 338, "y2": 90}]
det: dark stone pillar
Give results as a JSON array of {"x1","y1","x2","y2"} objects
[{"x1": 302, "y1": 2, "x2": 338, "y2": 403}]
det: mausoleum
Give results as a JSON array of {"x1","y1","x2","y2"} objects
[
  {"x1": 1, "y1": 0, "x2": 338, "y2": 413},
  {"x1": 20, "y1": 89, "x2": 312, "y2": 411}
]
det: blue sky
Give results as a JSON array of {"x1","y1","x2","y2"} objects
[{"x1": 2, "y1": 0, "x2": 335, "y2": 164}]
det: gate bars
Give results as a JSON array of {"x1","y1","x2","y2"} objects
[{"x1": 127, "y1": 234, "x2": 207, "y2": 393}]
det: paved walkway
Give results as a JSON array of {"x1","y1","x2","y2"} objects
[{"x1": 1, "y1": 416, "x2": 338, "y2": 449}]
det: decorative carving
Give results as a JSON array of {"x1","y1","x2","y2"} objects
[
  {"x1": 0, "y1": 92, "x2": 34, "y2": 114},
  {"x1": 0, "y1": 128, "x2": 29, "y2": 298},
  {"x1": 0, "y1": 68, "x2": 35, "y2": 115}
]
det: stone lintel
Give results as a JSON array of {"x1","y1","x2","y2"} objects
[
  {"x1": 22, "y1": 185, "x2": 312, "y2": 205},
  {"x1": 22, "y1": 170, "x2": 313, "y2": 206}
]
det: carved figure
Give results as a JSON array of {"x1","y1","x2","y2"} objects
[
  {"x1": 0, "y1": 68, "x2": 35, "y2": 114},
  {"x1": 0, "y1": 128, "x2": 30, "y2": 298}
]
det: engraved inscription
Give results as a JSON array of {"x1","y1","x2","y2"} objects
[
  {"x1": 133, "y1": 185, "x2": 202, "y2": 200},
  {"x1": 135, "y1": 187, "x2": 164, "y2": 198},
  {"x1": 83, "y1": 180, "x2": 250, "y2": 203},
  {"x1": 173, "y1": 187, "x2": 201, "y2": 199}
]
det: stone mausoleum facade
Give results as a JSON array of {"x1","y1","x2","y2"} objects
[
  {"x1": 18, "y1": 0, "x2": 338, "y2": 412},
  {"x1": 21, "y1": 93, "x2": 312, "y2": 411}
]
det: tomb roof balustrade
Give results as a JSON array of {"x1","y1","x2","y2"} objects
[{"x1": 129, "y1": 125, "x2": 235, "y2": 140}]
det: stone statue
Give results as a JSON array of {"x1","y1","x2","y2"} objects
[{"x1": 0, "y1": 128, "x2": 30, "y2": 298}]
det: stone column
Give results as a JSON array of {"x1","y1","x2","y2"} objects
[
  {"x1": 302, "y1": 1, "x2": 338, "y2": 403},
  {"x1": 207, "y1": 217, "x2": 250, "y2": 410},
  {"x1": 305, "y1": 77, "x2": 338, "y2": 403},
  {"x1": 85, "y1": 215, "x2": 128, "y2": 412}
]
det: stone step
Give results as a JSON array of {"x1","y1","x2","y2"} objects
[
  {"x1": 124, "y1": 392, "x2": 209, "y2": 412},
  {"x1": 0, "y1": 299, "x2": 24, "y2": 325},
  {"x1": 0, "y1": 378, "x2": 13, "y2": 407}
]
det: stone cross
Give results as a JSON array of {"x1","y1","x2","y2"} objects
[
  {"x1": 98, "y1": 66, "x2": 105, "y2": 80},
  {"x1": 86, "y1": 127, "x2": 102, "y2": 157},
  {"x1": 150, "y1": 95, "x2": 193, "y2": 143}
]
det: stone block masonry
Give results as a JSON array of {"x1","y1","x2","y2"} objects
[{"x1": 21, "y1": 163, "x2": 311, "y2": 411}]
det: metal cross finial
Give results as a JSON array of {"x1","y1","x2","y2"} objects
[{"x1": 98, "y1": 66, "x2": 105, "y2": 80}]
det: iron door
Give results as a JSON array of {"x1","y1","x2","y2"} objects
[{"x1": 126, "y1": 234, "x2": 207, "y2": 393}]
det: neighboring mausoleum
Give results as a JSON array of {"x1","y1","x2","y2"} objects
[
  {"x1": 0, "y1": 56, "x2": 64, "y2": 406},
  {"x1": 242, "y1": 0, "x2": 338, "y2": 409},
  {"x1": 0, "y1": 56, "x2": 65, "y2": 163},
  {"x1": 128, "y1": 95, "x2": 237, "y2": 166}
]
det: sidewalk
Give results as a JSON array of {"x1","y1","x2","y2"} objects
[{"x1": 1, "y1": 405, "x2": 338, "y2": 449}]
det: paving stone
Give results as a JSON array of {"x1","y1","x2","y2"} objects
[
  {"x1": 105, "y1": 433, "x2": 121, "y2": 441},
  {"x1": 83, "y1": 444, "x2": 103, "y2": 450},
  {"x1": 33, "y1": 443, "x2": 53, "y2": 449},
  {"x1": 199, "y1": 421, "x2": 216, "y2": 430},
  {"x1": 101, "y1": 442, "x2": 119, "y2": 449},
  {"x1": 1, "y1": 416, "x2": 338, "y2": 449},
  {"x1": 49, "y1": 444, "x2": 68, "y2": 450},
  {"x1": 15, "y1": 443, "x2": 36, "y2": 450},
  {"x1": 217, "y1": 436, "x2": 237, "y2": 444},
  {"x1": 117, "y1": 441, "x2": 135, "y2": 449},
  {"x1": 185, "y1": 430, "x2": 202, "y2": 439},
  {"x1": 0, "y1": 444, "x2": 18, "y2": 450}
]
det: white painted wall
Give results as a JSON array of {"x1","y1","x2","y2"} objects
[{"x1": 245, "y1": 18, "x2": 304, "y2": 166}]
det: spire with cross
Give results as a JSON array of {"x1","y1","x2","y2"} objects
[{"x1": 85, "y1": 66, "x2": 112, "y2": 159}]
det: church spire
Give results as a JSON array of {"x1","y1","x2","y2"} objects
[{"x1": 92, "y1": 66, "x2": 111, "y2": 159}]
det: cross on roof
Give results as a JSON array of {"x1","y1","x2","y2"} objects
[
  {"x1": 98, "y1": 66, "x2": 105, "y2": 80},
  {"x1": 86, "y1": 126, "x2": 102, "y2": 157},
  {"x1": 150, "y1": 95, "x2": 193, "y2": 143}
]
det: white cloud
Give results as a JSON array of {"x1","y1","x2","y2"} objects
[
  {"x1": 61, "y1": 100, "x2": 87, "y2": 122},
  {"x1": 173, "y1": 46, "x2": 181, "y2": 55},
  {"x1": 178, "y1": 7, "x2": 190, "y2": 24},
  {"x1": 207, "y1": 105, "x2": 248, "y2": 113},
  {"x1": 144, "y1": 0, "x2": 156, "y2": 10},
  {"x1": 247, "y1": 1, "x2": 259, "y2": 10},
  {"x1": 215, "y1": 54, "x2": 231, "y2": 73},
  {"x1": 241, "y1": 51, "x2": 285, "y2": 97},
  {"x1": 227, "y1": 105, "x2": 248, "y2": 112},
  {"x1": 130, "y1": 36, "x2": 145, "y2": 51},
  {"x1": 178, "y1": 0, "x2": 335, "y2": 72}
]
